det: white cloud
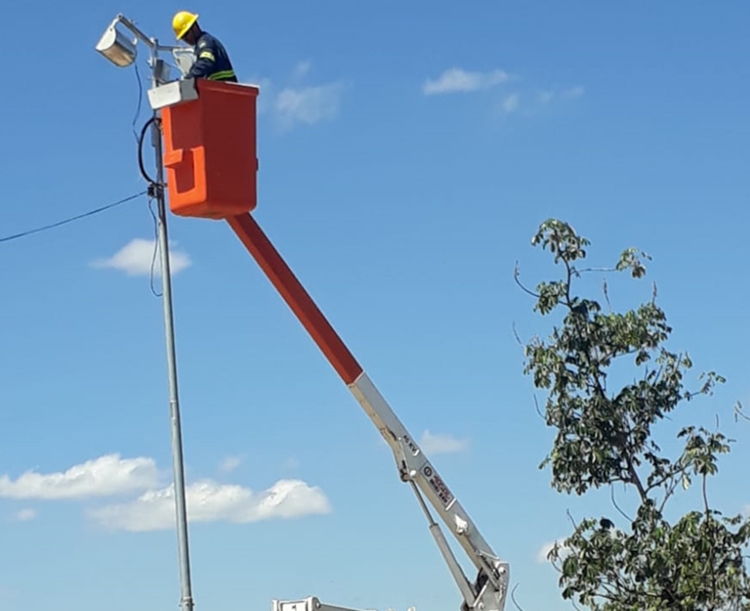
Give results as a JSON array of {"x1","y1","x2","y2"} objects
[
  {"x1": 419, "y1": 430, "x2": 469, "y2": 455},
  {"x1": 91, "y1": 238, "x2": 191, "y2": 277},
  {"x1": 565, "y1": 85, "x2": 585, "y2": 98},
  {"x1": 252, "y1": 77, "x2": 274, "y2": 114},
  {"x1": 538, "y1": 86, "x2": 584, "y2": 106},
  {"x1": 14, "y1": 508, "x2": 37, "y2": 522},
  {"x1": 0, "y1": 454, "x2": 161, "y2": 500},
  {"x1": 282, "y1": 457, "x2": 300, "y2": 470},
  {"x1": 292, "y1": 60, "x2": 312, "y2": 79},
  {"x1": 219, "y1": 456, "x2": 242, "y2": 474},
  {"x1": 0, "y1": 585, "x2": 15, "y2": 607},
  {"x1": 423, "y1": 68, "x2": 509, "y2": 95},
  {"x1": 498, "y1": 85, "x2": 584, "y2": 118},
  {"x1": 537, "y1": 539, "x2": 572, "y2": 563},
  {"x1": 89, "y1": 478, "x2": 332, "y2": 532},
  {"x1": 502, "y1": 93, "x2": 520, "y2": 113},
  {"x1": 275, "y1": 82, "x2": 345, "y2": 129}
]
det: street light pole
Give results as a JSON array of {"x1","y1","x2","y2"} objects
[
  {"x1": 147, "y1": 42, "x2": 195, "y2": 611},
  {"x1": 95, "y1": 18, "x2": 196, "y2": 610}
]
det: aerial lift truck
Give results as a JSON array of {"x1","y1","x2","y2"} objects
[{"x1": 144, "y1": 72, "x2": 510, "y2": 611}]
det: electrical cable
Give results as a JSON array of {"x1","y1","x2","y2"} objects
[
  {"x1": 132, "y1": 61, "x2": 144, "y2": 144},
  {"x1": 132, "y1": 91, "x2": 166, "y2": 298},
  {"x1": 1, "y1": 63, "x2": 150, "y2": 246},
  {"x1": 138, "y1": 116, "x2": 161, "y2": 187},
  {"x1": 0, "y1": 191, "x2": 147, "y2": 244},
  {"x1": 1, "y1": 72, "x2": 161, "y2": 301},
  {"x1": 139, "y1": 118, "x2": 167, "y2": 297},
  {"x1": 147, "y1": 196, "x2": 163, "y2": 297}
]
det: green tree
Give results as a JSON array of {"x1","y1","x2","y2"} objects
[{"x1": 515, "y1": 219, "x2": 750, "y2": 611}]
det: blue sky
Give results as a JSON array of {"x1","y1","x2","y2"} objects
[{"x1": 1, "y1": 1, "x2": 749, "y2": 610}]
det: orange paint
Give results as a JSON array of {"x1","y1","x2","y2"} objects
[
  {"x1": 161, "y1": 80, "x2": 259, "y2": 219},
  {"x1": 227, "y1": 213, "x2": 364, "y2": 385}
]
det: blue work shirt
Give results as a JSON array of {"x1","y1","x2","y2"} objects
[{"x1": 188, "y1": 31, "x2": 238, "y2": 82}]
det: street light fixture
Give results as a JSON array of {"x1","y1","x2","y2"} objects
[
  {"x1": 95, "y1": 19, "x2": 137, "y2": 67},
  {"x1": 94, "y1": 14, "x2": 195, "y2": 611},
  {"x1": 95, "y1": 14, "x2": 194, "y2": 81}
]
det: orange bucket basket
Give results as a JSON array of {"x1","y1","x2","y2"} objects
[{"x1": 160, "y1": 79, "x2": 259, "y2": 219}]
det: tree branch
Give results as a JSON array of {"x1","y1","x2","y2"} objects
[
  {"x1": 657, "y1": 469, "x2": 685, "y2": 514},
  {"x1": 511, "y1": 321, "x2": 526, "y2": 347},
  {"x1": 514, "y1": 262, "x2": 541, "y2": 299},
  {"x1": 533, "y1": 394, "x2": 545, "y2": 422},
  {"x1": 702, "y1": 474, "x2": 720, "y2": 606},
  {"x1": 602, "y1": 277, "x2": 612, "y2": 314},
  {"x1": 627, "y1": 460, "x2": 648, "y2": 502},
  {"x1": 610, "y1": 484, "x2": 632, "y2": 522},
  {"x1": 734, "y1": 402, "x2": 749, "y2": 423},
  {"x1": 509, "y1": 583, "x2": 529, "y2": 611},
  {"x1": 576, "y1": 266, "x2": 620, "y2": 274},
  {"x1": 566, "y1": 509, "x2": 579, "y2": 530}
]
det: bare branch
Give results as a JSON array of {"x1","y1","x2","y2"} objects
[
  {"x1": 734, "y1": 402, "x2": 749, "y2": 423},
  {"x1": 510, "y1": 583, "x2": 529, "y2": 611},
  {"x1": 566, "y1": 509, "x2": 579, "y2": 530},
  {"x1": 533, "y1": 395, "x2": 545, "y2": 421},
  {"x1": 514, "y1": 261, "x2": 540, "y2": 299},
  {"x1": 702, "y1": 473, "x2": 711, "y2": 516},
  {"x1": 610, "y1": 484, "x2": 632, "y2": 522},
  {"x1": 658, "y1": 470, "x2": 684, "y2": 514},
  {"x1": 602, "y1": 277, "x2": 612, "y2": 313},
  {"x1": 576, "y1": 266, "x2": 619, "y2": 274},
  {"x1": 511, "y1": 321, "x2": 526, "y2": 348}
]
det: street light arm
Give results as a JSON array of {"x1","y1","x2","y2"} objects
[
  {"x1": 157, "y1": 44, "x2": 187, "y2": 52},
  {"x1": 114, "y1": 14, "x2": 156, "y2": 48}
]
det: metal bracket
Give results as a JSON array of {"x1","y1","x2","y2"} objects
[{"x1": 147, "y1": 78, "x2": 199, "y2": 110}]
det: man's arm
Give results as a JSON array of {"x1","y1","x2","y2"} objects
[{"x1": 188, "y1": 38, "x2": 217, "y2": 79}]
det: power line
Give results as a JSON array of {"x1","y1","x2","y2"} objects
[
  {"x1": 1, "y1": 69, "x2": 151, "y2": 246},
  {"x1": 0, "y1": 63, "x2": 152, "y2": 247},
  {"x1": 0, "y1": 191, "x2": 147, "y2": 244}
]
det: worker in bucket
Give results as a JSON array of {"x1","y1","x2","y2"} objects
[{"x1": 172, "y1": 11, "x2": 238, "y2": 83}]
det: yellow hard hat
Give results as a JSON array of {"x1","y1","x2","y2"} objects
[{"x1": 173, "y1": 10, "x2": 199, "y2": 40}]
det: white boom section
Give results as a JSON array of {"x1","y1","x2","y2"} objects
[
  {"x1": 226, "y1": 214, "x2": 510, "y2": 611},
  {"x1": 349, "y1": 373, "x2": 509, "y2": 611}
]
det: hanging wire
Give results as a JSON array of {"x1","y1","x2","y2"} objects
[
  {"x1": 0, "y1": 192, "x2": 147, "y2": 244},
  {"x1": 138, "y1": 116, "x2": 161, "y2": 188},
  {"x1": 131, "y1": 62, "x2": 166, "y2": 298},
  {"x1": 132, "y1": 61, "x2": 144, "y2": 144},
  {"x1": 147, "y1": 196, "x2": 163, "y2": 297},
  {"x1": 0, "y1": 62, "x2": 168, "y2": 303},
  {"x1": 0, "y1": 61, "x2": 150, "y2": 246},
  {"x1": 129, "y1": 71, "x2": 168, "y2": 299}
]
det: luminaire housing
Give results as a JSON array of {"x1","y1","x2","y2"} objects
[{"x1": 95, "y1": 20, "x2": 138, "y2": 67}]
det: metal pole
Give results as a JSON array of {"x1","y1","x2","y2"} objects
[{"x1": 149, "y1": 46, "x2": 195, "y2": 611}]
